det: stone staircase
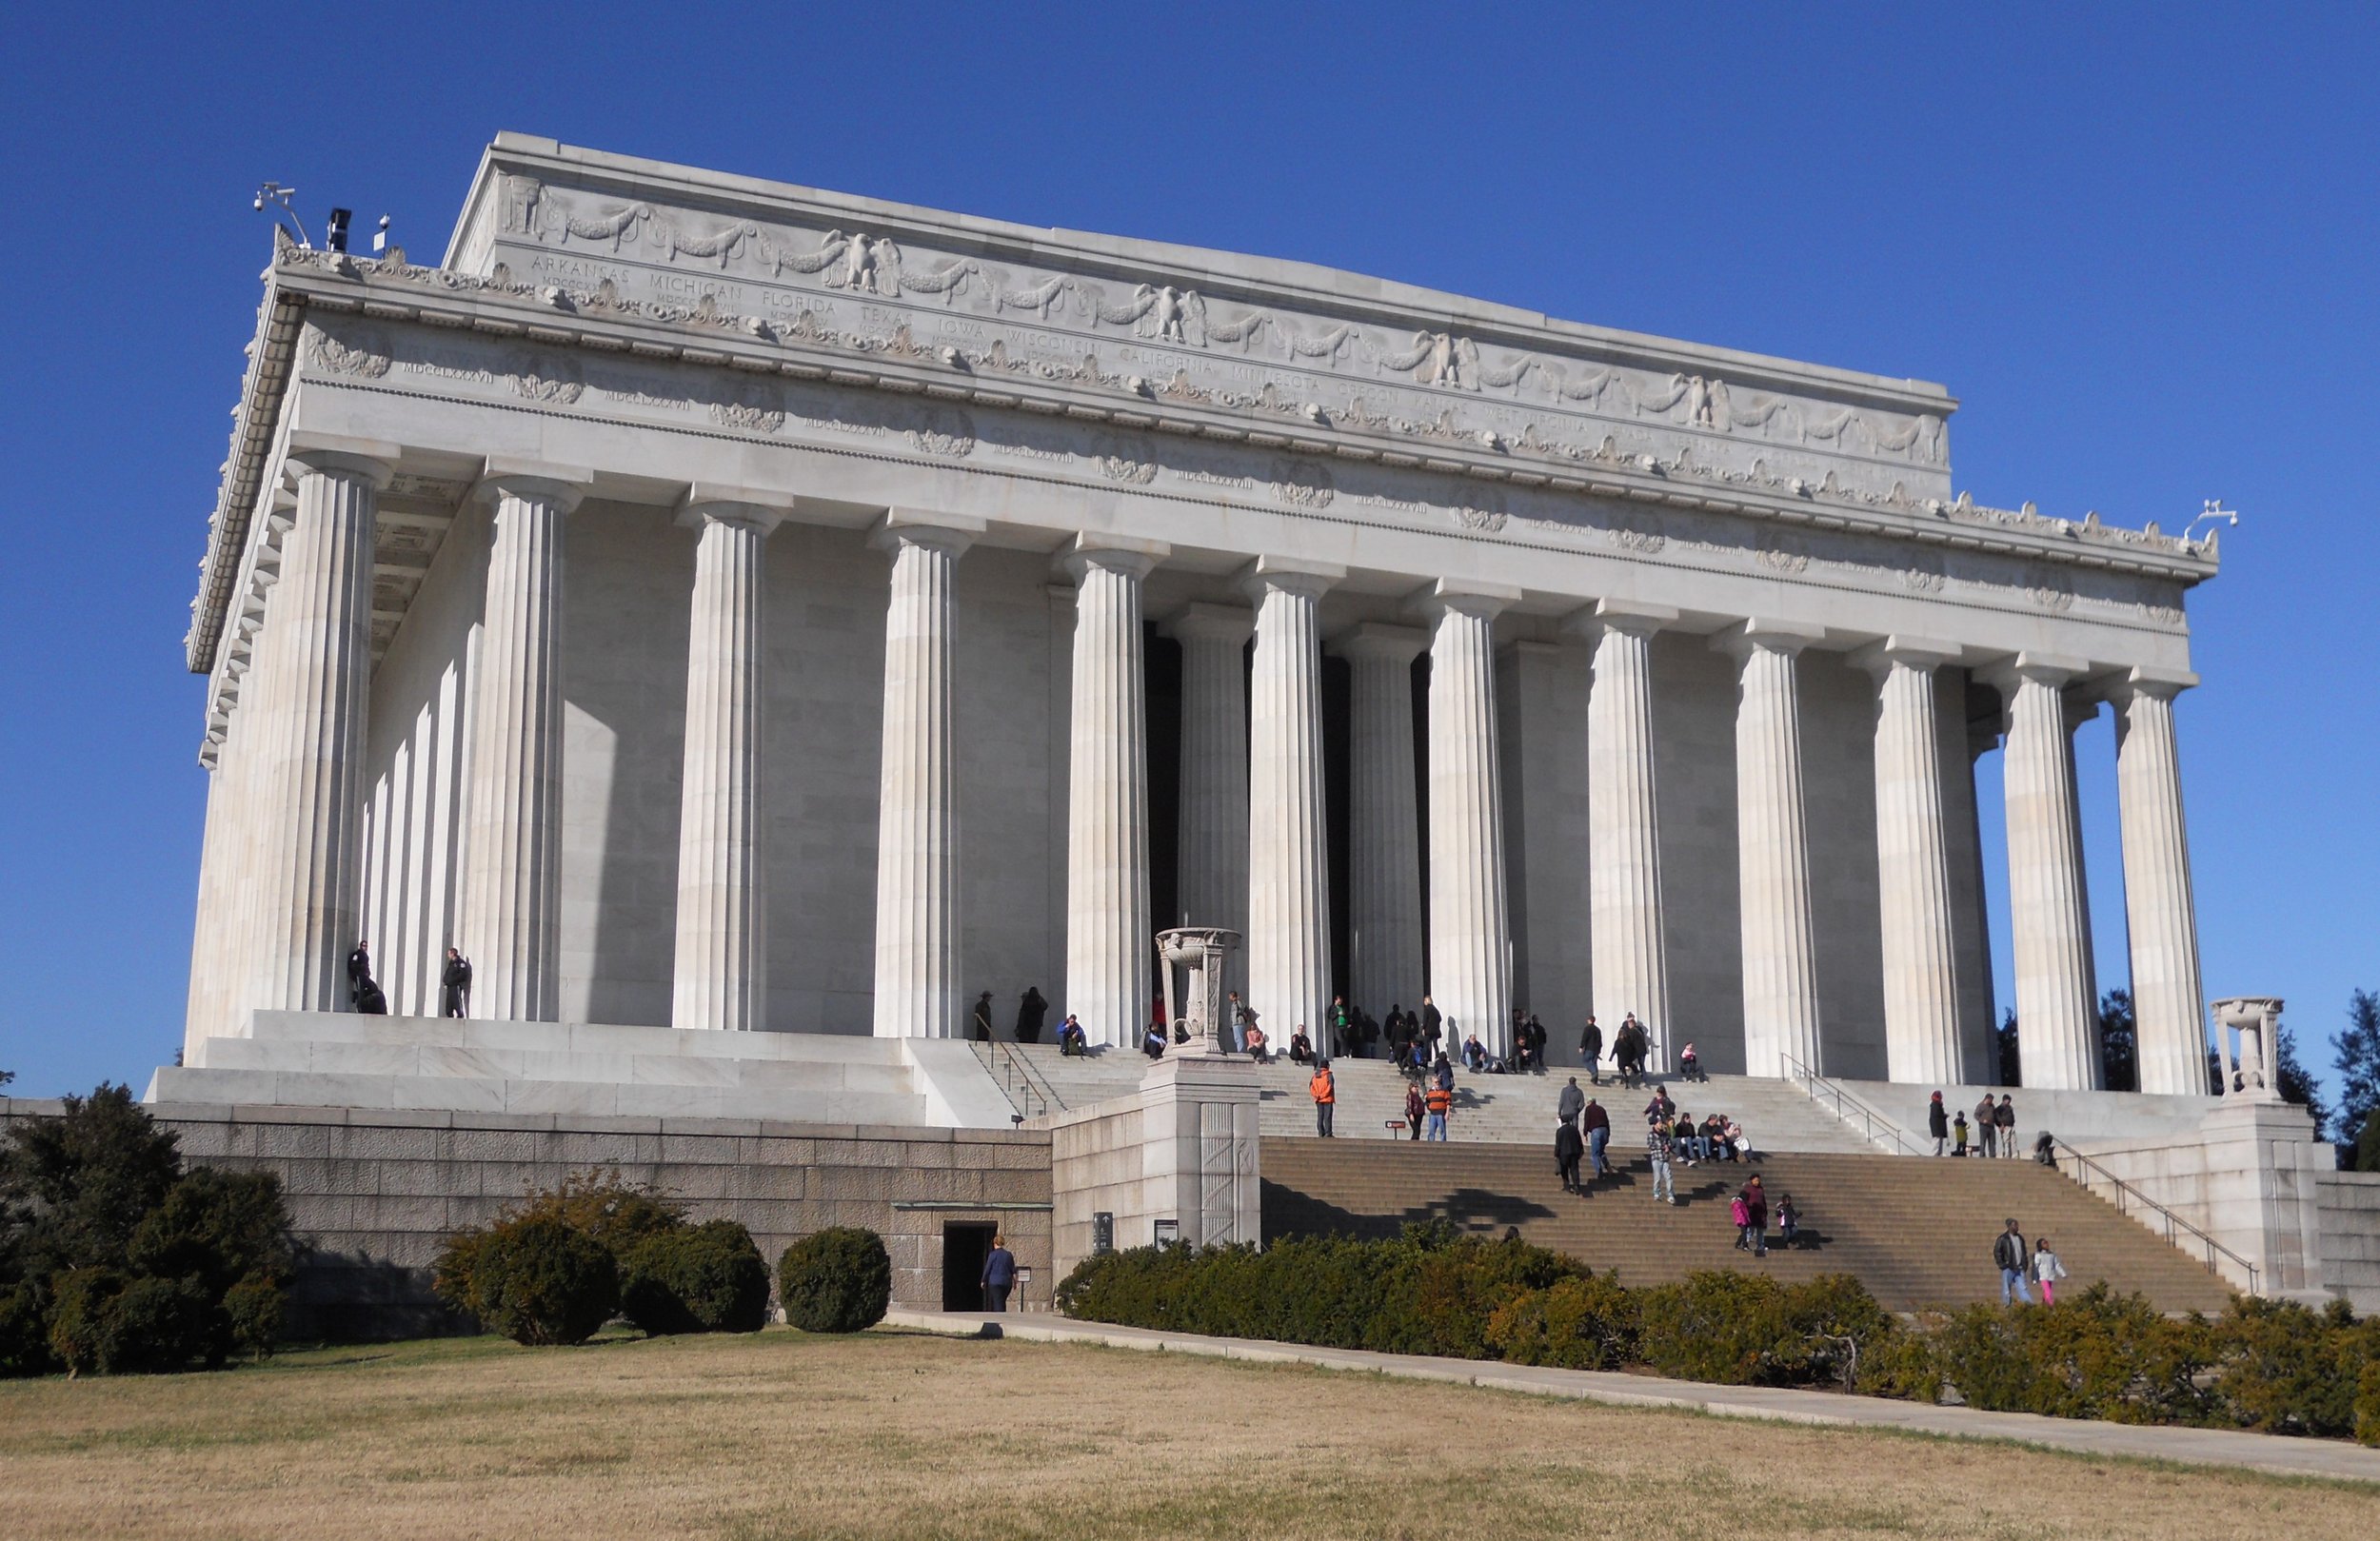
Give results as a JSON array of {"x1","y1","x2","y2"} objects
[
  {"x1": 1001, "y1": 1044, "x2": 1874, "y2": 1154},
  {"x1": 1262, "y1": 1136, "x2": 2238, "y2": 1314}
]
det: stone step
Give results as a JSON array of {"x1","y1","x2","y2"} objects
[
  {"x1": 238, "y1": 1010, "x2": 906, "y2": 1064},
  {"x1": 1259, "y1": 1137, "x2": 2236, "y2": 1315},
  {"x1": 191, "y1": 1034, "x2": 916, "y2": 1096}
]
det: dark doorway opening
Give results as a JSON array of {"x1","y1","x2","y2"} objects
[{"x1": 942, "y1": 1221, "x2": 997, "y2": 1310}]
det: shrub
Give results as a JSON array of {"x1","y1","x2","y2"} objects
[
  {"x1": 622, "y1": 1220, "x2": 770, "y2": 1335},
  {"x1": 47, "y1": 1268, "x2": 219, "y2": 1375},
  {"x1": 128, "y1": 1168, "x2": 293, "y2": 1300},
  {"x1": 452, "y1": 1215, "x2": 619, "y2": 1346},
  {"x1": 2356, "y1": 1359, "x2": 2380, "y2": 1449},
  {"x1": 778, "y1": 1228, "x2": 891, "y2": 1333},
  {"x1": 222, "y1": 1272, "x2": 285, "y2": 1359},
  {"x1": 506, "y1": 1169, "x2": 684, "y2": 1257},
  {"x1": 1934, "y1": 1285, "x2": 2214, "y2": 1425},
  {"x1": 2211, "y1": 1296, "x2": 2363, "y2": 1436},
  {"x1": 1486, "y1": 1273, "x2": 1638, "y2": 1370}
]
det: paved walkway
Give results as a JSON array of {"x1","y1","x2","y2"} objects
[{"x1": 882, "y1": 1309, "x2": 2380, "y2": 1485}]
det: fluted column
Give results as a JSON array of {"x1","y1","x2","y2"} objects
[
  {"x1": 1336, "y1": 623, "x2": 1427, "y2": 1023},
  {"x1": 870, "y1": 512, "x2": 982, "y2": 1038},
  {"x1": 2112, "y1": 668, "x2": 2207, "y2": 1096},
  {"x1": 1418, "y1": 582, "x2": 1518, "y2": 1059},
  {"x1": 1062, "y1": 536, "x2": 1168, "y2": 1046},
  {"x1": 460, "y1": 466, "x2": 588, "y2": 1022},
  {"x1": 1578, "y1": 601, "x2": 1676, "y2": 1071},
  {"x1": 1985, "y1": 654, "x2": 2100, "y2": 1089},
  {"x1": 1715, "y1": 621, "x2": 1826, "y2": 1078},
  {"x1": 670, "y1": 497, "x2": 783, "y2": 1032},
  {"x1": 1854, "y1": 638, "x2": 1966, "y2": 1085},
  {"x1": 1244, "y1": 559, "x2": 1339, "y2": 1048},
  {"x1": 250, "y1": 447, "x2": 389, "y2": 1013},
  {"x1": 1163, "y1": 604, "x2": 1254, "y2": 977}
]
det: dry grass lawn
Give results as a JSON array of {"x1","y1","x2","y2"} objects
[{"x1": 0, "y1": 1327, "x2": 2367, "y2": 1540}]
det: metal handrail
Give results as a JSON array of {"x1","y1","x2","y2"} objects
[
  {"x1": 1776, "y1": 1053, "x2": 1922, "y2": 1156},
  {"x1": 971, "y1": 1041, "x2": 1052, "y2": 1121},
  {"x1": 2051, "y1": 1136, "x2": 2259, "y2": 1294}
]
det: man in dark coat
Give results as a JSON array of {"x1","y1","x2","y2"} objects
[
  {"x1": 1581, "y1": 1096, "x2": 1612, "y2": 1178},
  {"x1": 972, "y1": 992, "x2": 995, "y2": 1042},
  {"x1": 1555, "y1": 1118, "x2": 1585, "y2": 1193},
  {"x1": 1015, "y1": 987, "x2": 1047, "y2": 1043},
  {"x1": 440, "y1": 948, "x2": 471, "y2": 1018},
  {"x1": 1580, "y1": 1015, "x2": 1603, "y2": 1084},
  {"x1": 1418, "y1": 996, "x2": 1443, "y2": 1057},
  {"x1": 1927, "y1": 1091, "x2": 1950, "y2": 1156}
]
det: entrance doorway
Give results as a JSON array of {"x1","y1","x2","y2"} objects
[{"x1": 942, "y1": 1221, "x2": 997, "y2": 1311}]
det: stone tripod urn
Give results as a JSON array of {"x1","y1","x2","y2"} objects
[
  {"x1": 1156, "y1": 926, "x2": 1241, "y2": 1057},
  {"x1": 2211, "y1": 996, "x2": 2285, "y2": 1101}
]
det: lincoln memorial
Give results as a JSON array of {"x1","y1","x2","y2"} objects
[{"x1": 176, "y1": 133, "x2": 2219, "y2": 1100}]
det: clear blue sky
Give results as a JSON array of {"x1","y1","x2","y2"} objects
[{"x1": 2, "y1": 5, "x2": 2372, "y2": 1113}]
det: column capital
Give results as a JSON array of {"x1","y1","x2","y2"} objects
[
  {"x1": 1711, "y1": 617, "x2": 1826, "y2": 664},
  {"x1": 476, "y1": 458, "x2": 594, "y2": 514},
  {"x1": 677, "y1": 481, "x2": 797, "y2": 535},
  {"x1": 1975, "y1": 650, "x2": 2089, "y2": 694},
  {"x1": 1330, "y1": 621, "x2": 1428, "y2": 666},
  {"x1": 1058, "y1": 532, "x2": 1169, "y2": 584},
  {"x1": 1407, "y1": 578, "x2": 1522, "y2": 625},
  {"x1": 1564, "y1": 597, "x2": 1678, "y2": 642},
  {"x1": 1163, "y1": 602, "x2": 1255, "y2": 646},
  {"x1": 1237, "y1": 555, "x2": 1343, "y2": 604},
  {"x1": 284, "y1": 434, "x2": 399, "y2": 492},
  {"x1": 1850, "y1": 634, "x2": 1963, "y2": 681},
  {"x1": 2101, "y1": 664, "x2": 2199, "y2": 705},
  {"x1": 870, "y1": 507, "x2": 984, "y2": 557}
]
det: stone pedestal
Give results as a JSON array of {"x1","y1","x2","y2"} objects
[{"x1": 1046, "y1": 1053, "x2": 1261, "y2": 1281}]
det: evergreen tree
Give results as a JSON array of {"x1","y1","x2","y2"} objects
[
  {"x1": 2096, "y1": 989, "x2": 2138, "y2": 1093},
  {"x1": 1994, "y1": 1010, "x2": 2022, "y2": 1087},
  {"x1": 2273, "y1": 1021, "x2": 2328, "y2": 1136},
  {"x1": 2333, "y1": 989, "x2": 2380, "y2": 1169}
]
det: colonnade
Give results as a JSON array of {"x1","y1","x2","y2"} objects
[{"x1": 187, "y1": 464, "x2": 2210, "y2": 1096}]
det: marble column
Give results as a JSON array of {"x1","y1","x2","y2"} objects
[
  {"x1": 250, "y1": 447, "x2": 390, "y2": 1013},
  {"x1": 1578, "y1": 601, "x2": 1676, "y2": 1071},
  {"x1": 1243, "y1": 559, "x2": 1340, "y2": 1051},
  {"x1": 2112, "y1": 668, "x2": 2208, "y2": 1096},
  {"x1": 1854, "y1": 638, "x2": 1966, "y2": 1086},
  {"x1": 1985, "y1": 655, "x2": 2100, "y2": 1090},
  {"x1": 1062, "y1": 536, "x2": 1168, "y2": 1047},
  {"x1": 460, "y1": 466, "x2": 588, "y2": 1022},
  {"x1": 669, "y1": 496, "x2": 784, "y2": 1033},
  {"x1": 1715, "y1": 621, "x2": 1826, "y2": 1079},
  {"x1": 870, "y1": 512, "x2": 982, "y2": 1038},
  {"x1": 1163, "y1": 604, "x2": 1254, "y2": 977},
  {"x1": 1418, "y1": 582, "x2": 1518, "y2": 1059},
  {"x1": 1336, "y1": 623, "x2": 1427, "y2": 1024}
]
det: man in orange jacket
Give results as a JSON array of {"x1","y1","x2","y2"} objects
[
  {"x1": 1423, "y1": 1082, "x2": 1454, "y2": 1141},
  {"x1": 1310, "y1": 1059, "x2": 1337, "y2": 1138}
]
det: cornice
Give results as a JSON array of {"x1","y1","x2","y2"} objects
[{"x1": 186, "y1": 243, "x2": 2219, "y2": 678}]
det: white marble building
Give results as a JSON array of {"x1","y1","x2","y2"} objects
[{"x1": 178, "y1": 133, "x2": 2218, "y2": 1095}]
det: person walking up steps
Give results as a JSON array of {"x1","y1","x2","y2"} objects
[
  {"x1": 1582, "y1": 1096, "x2": 1611, "y2": 1178},
  {"x1": 1579, "y1": 1014, "x2": 1603, "y2": 1085},
  {"x1": 1310, "y1": 1059, "x2": 1336, "y2": 1138},
  {"x1": 1555, "y1": 1117, "x2": 1584, "y2": 1194},
  {"x1": 1557, "y1": 1076, "x2": 1584, "y2": 1130}
]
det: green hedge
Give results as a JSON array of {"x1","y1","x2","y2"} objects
[
  {"x1": 622, "y1": 1220, "x2": 770, "y2": 1335},
  {"x1": 777, "y1": 1228, "x2": 891, "y2": 1334},
  {"x1": 1059, "y1": 1232, "x2": 2380, "y2": 1445}
]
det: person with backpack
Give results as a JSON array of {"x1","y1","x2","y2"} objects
[
  {"x1": 1993, "y1": 1218, "x2": 2033, "y2": 1304},
  {"x1": 1309, "y1": 1059, "x2": 1336, "y2": 1138}
]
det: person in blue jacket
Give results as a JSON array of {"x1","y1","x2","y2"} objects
[{"x1": 982, "y1": 1234, "x2": 1017, "y2": 1313}]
